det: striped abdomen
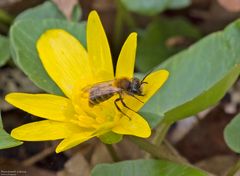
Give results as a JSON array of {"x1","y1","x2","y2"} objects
[
  {"x1": 88, "y1": 82, "x2": 121, "y2": 107},
  {"x1": 89, "y1": 92, "x2": 114, "y2": 106}
]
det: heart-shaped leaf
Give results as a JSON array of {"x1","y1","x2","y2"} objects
[
  {"x1": 224, "y1": 113, "x2": 240, "y2": 153},
  {"x1": 15, "y1": 1, "x2": 65, "y2": 22},
  {"x1": 0, "y1": 113, "x2": 23, "y2": 149},
  {"x1": 120, "y1": 0, "x2": 169, "y2": 16},
  {"x1": 140, "y1": 19, "x2": 240, "y2": 127},
  {"x1": 120, "y1": 0, "x2": 191, "y2": 16},
  {"x1": 91, "y1": 159, "x2": 208, "y2": 176},
  {"x1": 15, "y1": 1, "x2": 82, "y2": 22},
  {"x1": 10, "y1": 19, "x2": 86, "y2": 95}
]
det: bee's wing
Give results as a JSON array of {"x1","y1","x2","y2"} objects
[
  {"x1": 81, "y1": 80, "x2": 114, "y2": 92},
  {"x1": 81, "y1": 80, "x2": 119, "y2": 98},
  {"x1": 91, "y1": 83, "x2": 121, "y2": 97}
]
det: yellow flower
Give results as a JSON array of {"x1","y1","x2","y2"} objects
[{"x1": 5, "y1": 11, "x2": 169, "y2": 153}]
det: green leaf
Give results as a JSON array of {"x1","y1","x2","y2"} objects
[
  {"x1": 120, "y1": 0, "x2": 169, "y2": 16},
  {"x1": 72, "y1": 4, "x2": 82, "y2": 22},
  {"x1": 224, "y1": 113, "x2": 240, "y2": 153},
  {"x1": 14, "y1": 1, "x2": 82, "y2": 22},
  {"x1": 0, "y1": 113, "x2": 23, "y2": 149},
  {"x1": 0, "y1": 35, "x2": 10, "y2": 66},
  {"x1": 99, "y1": 131, "x2": 123, "y2": 144},
  {"x1": 10, "y1": 19, "x2": 86, "y2": 95},
  {"x1": 15, "y1": 1, "x2": 65, "y2": 22},
  {"x1": 140, "y1": 19, "x2": 240, "y2": 127},
  {"x1": 91, "y1": 159, "x2": 207, "y2": 176},
  {"x1": 120, "y1": 0, "x2": 190, "y2": 16},
  {"x1": 136, "y1": 17, "x2": 201, "y2": 72},
  {"x1": 168, "y1": 0, "x2": 191, "y2": 9}
]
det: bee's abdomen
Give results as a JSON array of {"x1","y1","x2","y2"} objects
[{"x1": 89, "y1": 93, "x2": 114, "y2": 106}]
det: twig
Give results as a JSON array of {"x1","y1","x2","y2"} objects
[{"x1": 22, "y1": 145, "x2": 56, "y2": 167}]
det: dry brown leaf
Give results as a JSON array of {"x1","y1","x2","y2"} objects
[
  {"x1": 57, "y1": 152, "x2": 90, "y2": 176},
  {"x1": 218, "y1": 0, "x2": 240, "y2": 12},
  {"x1": 90, "y1": 143, "x2": 113, "y2": 166},
  {"x1": 52, "y1": 0, "x2": 78, "y2": 20}
]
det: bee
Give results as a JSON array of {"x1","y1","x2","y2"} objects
[{"x1": 82, "y1": 74, "x2": 149, "y2": 119}]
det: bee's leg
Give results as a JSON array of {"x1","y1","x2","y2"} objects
[
  {"x1": 114, "y1": 98, "x2": 131, "y2": 120},
  {"x1": 127, "y1": 93, "x2": 144, "y2": 103},
  {"x1": 119, "y1": 97, "x2": 137, "y2": 113}
]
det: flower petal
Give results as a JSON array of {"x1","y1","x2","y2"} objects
[
  {"x1": 115, "y1": 33, "x2": 137, "y2": 78},
  {"x1": 87, "y1": 11, "x2": 114, "y2": 82},
  {"x1": 11, "y1": 120, "x2": 83, "y2": 141},
  {"x1": 56, "y1": 132, "x2": 94, "y2": 153},
  {"x1": 37, "y1": 29, "x2": 92, "y2": 98},
  {"x1": 5, "y1": 93, "x2": 76, "y2": 121},
  {"x1": 112, "y1": 111, "x2": 151, "y2": 138},
  {"x1": 124, "y1": 70, "x2": 169, "y2": 111}
]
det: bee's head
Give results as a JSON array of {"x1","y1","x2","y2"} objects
[{"x1": 130, "y1": 78, "x2": 143, "y2": 96}]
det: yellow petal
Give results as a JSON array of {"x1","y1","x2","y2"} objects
[
  {"x1": 115, "y1": 33, "x2": 137, "y2": 78},
  {"x1": 37, "y1": 29, "x2": 93, "y2": 98},
  {"x1": 112, "y1": 111, "x2": 151, "y2": 138},
  {"x1": 11, "y1": 120, "x2": 83, "y2": 141},
  {"x1": 124, "y1": 70, "x2": 169, "y2": 111},
  {"x1": 5, "y1": 93, "x2": 75, "y2": 121},
  {"x1": 56, "y1": 132, "x2": 94, "y2": 153},
  {"x1": 87, "y1": 11, "x2": 114, "y2": 82}
]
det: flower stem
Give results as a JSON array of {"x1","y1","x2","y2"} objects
[
  {"x1": 225, "y1": 159, "x2": 240, "y2": 176},
  {"x1": 128, "y1": 136, "x2": 212, "y2": 175},
  {"x1": 151, "y1": 120, "x2": 190, "y2": 164},
  {"x1": 153, "y1": 121, "x2": 172, "y2": 146},
  {"x1": 128, "y1": 136, "x2": 184, "y2": 163},
  {"x1": 113, "y1": 0, "x2": 124, "y2": 51},
  {"x1": 113, "y1": 0, "x2": 137, "y2": 51},
  {"x1": 0, "y1": 9, "x2": 13, "y2": 25},
  {"x1": 163, "y1": 139, "x2": 188, "y2": 163},
  {"x1": 115, "y1": 0, "x2": 136, "y2": 30},
  {"x1": 105, "y1": 144, "x2": 120, "y2": 162}
]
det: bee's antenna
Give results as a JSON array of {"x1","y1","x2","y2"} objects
[{"x1": 140, "y1": 70, "x2": 153, "y2": 84}]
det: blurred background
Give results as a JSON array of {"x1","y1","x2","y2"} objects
[{"x1": 0, "y1": 0, "x2": 240, "y2": 175}]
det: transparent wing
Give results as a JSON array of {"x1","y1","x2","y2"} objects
[{"x1": 81, "y1": 80, "x2": 120, "y2": 99}]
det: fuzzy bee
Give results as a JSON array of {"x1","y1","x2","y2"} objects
[{"x1": 82, "y1": 75, "x2": 149, "y2": 119}]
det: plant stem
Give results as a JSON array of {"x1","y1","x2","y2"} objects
[
  {"x1": 226, "y1": 159, "x2": 240, "y2": 176},
  {"x1": 153, "y1": 121, "x2": 172, "y2": 146},
  {"x1": 151, "y1": 120, "x2": 188, "y2": 162},
  {"x1": 128, "y1": 136, "x2": 184, "y2": 163},
  {"x1": 105, "y1": 144, "x2": 120, "y2": 162},
  {"x1": 113, "y1": 0, "x2": 137, "y2": 51},
  {"x1": 163, "y1": 139, "x2": 188, "y2": 163},
  {"x1": 113, "y1": 0, "x2": 124, "y2": 51},
  {"x1": 115, "y1": 0, "x2": 136, "y2": 30},
  {"x1": 128, "y1": 136, "x2": 213, "y2": 175},
  {"x1": 0, "y1": 9, "x2": 13, "y2": 25}
]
